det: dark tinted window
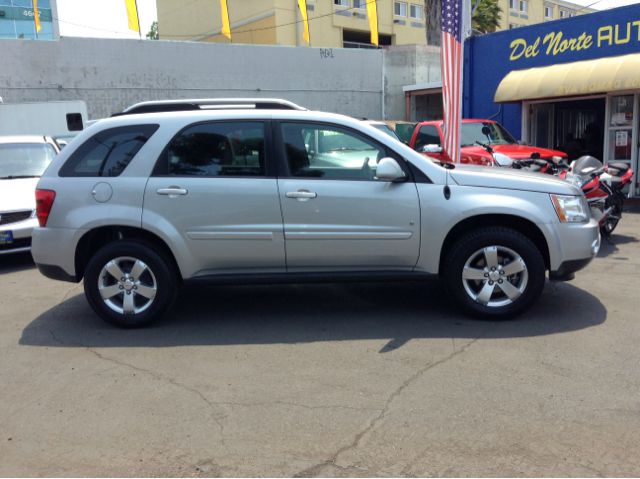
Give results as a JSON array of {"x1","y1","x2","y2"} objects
[
  {"x1": 60, "y1": 124, "x2": 158, "y2": 177},
  {"x1": 155, "y1": 122, "x2": 265, "y2": 177},
  {"x1": 414, "y1": 125, "x2": 441, "y2": 150}
]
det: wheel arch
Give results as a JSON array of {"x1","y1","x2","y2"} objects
[
  {"x1": 439, "y1": 214, "x2": 551, "y2": 274},
  {"x1": 75, "y1": 226, "x2": 181, "y2": 282}
]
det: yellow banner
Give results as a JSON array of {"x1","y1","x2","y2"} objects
[
  {"x1": 298, "y1": 0, "x2": 310, "y2": 44},
  {"x1": 220, "y1": 0, "x2": 231, "y2": 40},
  {"x1": 124, "y1": 0, "x2": 139, "y2": 32},
  {"x1": 33, "y1": 0, "x2": 41, "y2": 32},
  {"x1": 366, "y1": 0, "x2": 378, "y2": 46}
]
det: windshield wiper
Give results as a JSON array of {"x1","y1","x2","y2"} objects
[{"x1": 0, "y1": 175, "x2": 41, "y2": 179}]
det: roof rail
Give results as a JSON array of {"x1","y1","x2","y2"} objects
[{"x1": 115, "y1": 98, "x2": 307, "y2": 116}]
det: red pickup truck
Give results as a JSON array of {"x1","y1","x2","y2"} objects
[{"x1": 407, "y1": 119, "x2": 567, "y2": 166}]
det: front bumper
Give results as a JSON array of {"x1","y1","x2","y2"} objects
[
  {"x1": 0, "y1": 217, "x2": 37, "y2": 255},
  {"x1": 548, "y1": 220, "x2": 600, "y2": 281}
]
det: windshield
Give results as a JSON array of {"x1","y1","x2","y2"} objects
[
  {"x1": 460, "y1": 122, "x2": 516, "y2": 147},
  {"x1": 0, "y1": 143, "x2": 57, "y2": 179},
  {"x1": 371, "y1": 123, "x2": 400, "y2": 141}
]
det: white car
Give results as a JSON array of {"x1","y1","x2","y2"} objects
[{"x1": 0, "y1": 135, "x2": 60, "y2": 255}]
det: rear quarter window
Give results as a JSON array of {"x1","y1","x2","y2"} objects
[{"x1": 59, "y1": 124, "x2": 159, "y2": 177}]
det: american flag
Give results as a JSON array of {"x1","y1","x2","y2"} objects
[{"x1": 441, "y1": 0, "x2": 464, "y2": 164}]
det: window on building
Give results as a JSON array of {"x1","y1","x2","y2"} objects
[
  {"x1": 519, "y1": 0, "x2": 528, "y2": 13},
  {"x1": 334, "y1": 0, "x2": 349, "y2": 6},
  {"x1": 353, "y1": 0, "x2": 365, "y2": 8},
  {"x1": 394, "y1": 1, "x2": 407, "y2": 16},
  {"x1": 560, "y1": 9, "x2": 574, "y2": 18},
  {"x1": 509, "y1": 23, "x2": 520, "y2": 29},
  {"x1": 544, "y1": 4, "x2": 553, "y2": 18},
  {"x1": 409, "y1": 4, "x2": 423, "y2": 19},
  {"x1": 509, "y1": 0, "x2": 517, "y2": 10}
]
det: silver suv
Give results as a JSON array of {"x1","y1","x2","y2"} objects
[{"x1": 32, "y1": 99, "x2": 600, "y2": 327}]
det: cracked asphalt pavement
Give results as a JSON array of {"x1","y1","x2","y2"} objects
[{"x1": 1, "y1": 209, "x2": 639, "y2": 476}]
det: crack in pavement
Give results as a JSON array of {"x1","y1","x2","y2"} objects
[{"x1": 294, "y1": 333, "x2": 489, "y2": 477}]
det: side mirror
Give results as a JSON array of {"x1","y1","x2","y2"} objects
[
  {"x1": 376, "y1": 157, "x2": 407, "y2": 182},
  {"x1": 481, "y1": 126, "x2": 491, "y2": 136},
  {"x1": 420, "y1": 144, "x2": 442, "y2": 154},
  {"x1": 492, "y1": 152, "x2": 513, "y2": 167}
]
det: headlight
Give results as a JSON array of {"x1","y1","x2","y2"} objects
[{"x1": 550, "y1": 194, "x2": 589, "y2": 223}]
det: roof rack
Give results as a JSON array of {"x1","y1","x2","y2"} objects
[{"x1": 115, "y1": 98, "x2": 307, "y2": 116}]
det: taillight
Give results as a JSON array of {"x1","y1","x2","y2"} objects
[{"x1": 35, "y1": 189, "x2": 56, "y2": 227}]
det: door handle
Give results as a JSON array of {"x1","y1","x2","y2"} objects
[
  {"x1": 157, "y1": 187, "x2": 188, "y2": 196},
  {"x1": 286, "y1": 190, "x2": 317, "y2": 201}
]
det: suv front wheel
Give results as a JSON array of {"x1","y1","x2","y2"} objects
[
  {"x1": 83, "y1": 240, "x2": 177, "y2": 327},
  {"x1": 443, "y1": 227, "x2": 545, "y2": 318}
]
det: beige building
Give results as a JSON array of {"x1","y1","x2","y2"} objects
[
  {"x1": 157, "y1": 0, "x2": 428, "y2": 48},
  {"x1": 499, "y1": 0, "x2": 596, "y2": 31}
]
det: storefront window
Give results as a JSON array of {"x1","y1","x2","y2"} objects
[
  {"x1": 610, "y1": 95, "x2": 633, "y2": 127},
  {"x1": 607, "y1": 95, "x2": 635, "y2": 163}
]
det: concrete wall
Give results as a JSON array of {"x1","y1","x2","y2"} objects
[
  {"x1": 383, "y1": 44, "x2": 441, "y2": 120},
  {"x1": 0, "y1": 37, "x2": 384, "y2": 120}
]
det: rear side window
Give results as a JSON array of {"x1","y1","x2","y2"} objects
[
  {"x1": 59, "y1": 124, "x2": 158, "y2": 177},
  {"x1": 154, "y1": 121, "x2": 265, "y2": 177},
  {"x1": 414, "y1": 125, "x2": 441, "y2": 150}
]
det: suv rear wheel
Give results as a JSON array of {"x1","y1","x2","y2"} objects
[
  {"x1": 443, "y1": 227, "x2": 545, "y2": 318},
  {"x1": 83, "y1": 240, "x2": 177, "y2": 327}
]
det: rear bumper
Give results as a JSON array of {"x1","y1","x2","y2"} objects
[
  {"x1": 35, "y1": 262, "x2": 78, "y2": 282},
  {"x1": 31, "y1": 227, "x2": 81, "y2": 280}
]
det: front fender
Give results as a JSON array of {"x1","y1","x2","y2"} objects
[{"x1": 415, "y1": 185, "x2": 560, "y2": 273}]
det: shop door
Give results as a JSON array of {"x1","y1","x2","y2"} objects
[{"x1": 530, "y1": 103, "x2": 554, "y2": 149}]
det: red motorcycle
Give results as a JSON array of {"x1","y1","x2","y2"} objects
[{"x1": 560, "y1": 156, "x2": 634, "y2": 237}]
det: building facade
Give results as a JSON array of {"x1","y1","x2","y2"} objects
[
  {"x1": 465, "y1": 3, "x2": 640, "y2": 196},
  {"x1": 157, "y1": 0, "x2": 427, "y2": 48},
  {"x1": 499, "y1": 0, "x2": 596, "y2": 31},
  {"x1": 0, "y1": 0, "x2": 57, "y2": 40}
]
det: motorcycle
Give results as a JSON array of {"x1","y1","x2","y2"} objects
[
  {"x1": 560, "y1": 155, "x2": 633, "y2": 237},
  {"x1": 486, "y1": 145, "x2": 632, "y2": 237}
]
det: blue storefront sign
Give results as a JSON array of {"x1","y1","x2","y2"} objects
[{"x1": 463, "y1": 3, "x2": 640, "y2": 139}]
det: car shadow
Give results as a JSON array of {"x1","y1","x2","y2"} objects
[
  {"x1": 20, "y1": 279, "x2": 606, "y2": 352},
  {"x1": 0, "y1": 252, "x2": 35, "y2": 274},
  {"x1": 598, "y1": 233, "x2": 639, "y2": 258}
]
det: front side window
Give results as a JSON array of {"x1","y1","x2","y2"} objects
[
  {"x1": 60, "y1": 125, "x2": 158, "y2": 177},
  {"x1": 0, "y1": 143, "x2": 56, "y2": 179},
  {"x1": 414, "y1": 125, "x2": 440, "y2": 150},
  {"x1": 409, "y1": 4, "x2": 423, "y2": 19},
  {"x1": 281, "y1": 122, "x2": 388, "y2": 181},
  {"x1": 155, "y1": 121, "x2": 265, "y2": 177},
  {"x1": 394, "y1": 1, "x2": 407, "y2": 16}
]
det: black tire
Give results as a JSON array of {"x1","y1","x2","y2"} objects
[
  {"x1": 442, "y1": 227, "x2": 546, "y2": 319},
  {"x1": 83, "y1": 240, "x2": 177, "y2": 328},
  {"x1": 600, "y1": 201, "x2": 622, "y2": 237}
]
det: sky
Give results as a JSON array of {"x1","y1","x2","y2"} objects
[
  {"x1": 57, "y1": 0, "x2": 157, "y2": 39},
  {"x1": 570, "y1": 0, "x2": 639, "y2": 9},
  {"x1": 55, "y1": 0, "x2": 639, "y2": 39}
]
